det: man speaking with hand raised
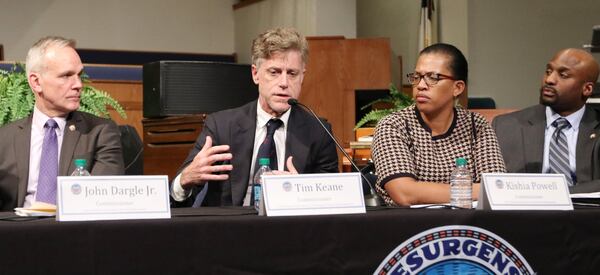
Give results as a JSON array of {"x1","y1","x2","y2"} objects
[{"x1": 170, "y1": 28, "x2": 338, "y2": 207}]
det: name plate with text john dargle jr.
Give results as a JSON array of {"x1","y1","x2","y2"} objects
[{"x1": 56, "y1": 175, "x2": 171, "y2": 221}]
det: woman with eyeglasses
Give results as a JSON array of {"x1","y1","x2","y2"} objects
[{"x1": 371, "y1": 43, "x2": 506, "y2": 207}]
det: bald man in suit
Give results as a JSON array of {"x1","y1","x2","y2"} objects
[
  {"x1": 0, "y1": 36, "x2": 124, "y2": 210},
  {"x1": 493, "y1": 48, "x2": 600, "y2": 193}
]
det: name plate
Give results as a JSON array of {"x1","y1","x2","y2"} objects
[
  {"x1": 262, "y1": 172, "x2": 366, "y2": 216},
  {"x1": 478, "y1": 173, "x2": 573, "y2": 210},
  {"x1": 57, "y1": 176, "x2": 171, "y2": 221}
]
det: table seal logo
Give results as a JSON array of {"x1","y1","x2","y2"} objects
[
  {"x1": 282, "y1": 181, "x2": 292, "y2": 192},
  {"x1": 71, "y1": 183, "x2": 82, "y2": 195},
  {"x1": 374, "y1": 225, "x2": 535, "y2": 275},
  {"x1": 495, "y1": 179, "x2": 504, "y2": 189}
]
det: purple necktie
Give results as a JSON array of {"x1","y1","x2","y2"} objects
[{"x1": 37, "y1": 119, "x2": 59, "y2": 205}]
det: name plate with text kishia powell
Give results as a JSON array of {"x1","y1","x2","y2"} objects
[
  {"x1": 262, "y1": 173, "x2": 365, "y2": 216},
  {"x1": 478, "y1": 173, "x2": 573, "y2": 210},
  {"x1": 56, "y1": 176, "x2": 171, "y2": 221}
]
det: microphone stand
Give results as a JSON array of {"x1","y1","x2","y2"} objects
[{"x1": 288, "y1": 98, "x2": 384, "y2": 207}]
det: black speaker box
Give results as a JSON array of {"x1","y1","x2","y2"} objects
[{"x1": 143, "y1": 61, "x2": 258, "y2": 117}]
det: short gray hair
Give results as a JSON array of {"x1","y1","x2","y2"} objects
[
  {"x1": 25, "y1": 36, "x2": 76, "y2": 76},
  {"x1": 251, "y1": 27, "x2": 308, "y2": 68}
]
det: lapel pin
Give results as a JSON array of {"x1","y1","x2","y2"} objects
[
  {"x1": 69, "y1": 125, "x2": 76, "y2": 131},
  {"x1": 591, "y1": 133, "x2": 597, "y2": 139}
]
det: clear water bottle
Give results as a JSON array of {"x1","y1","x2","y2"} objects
[
  {"x1": 450, "y1": 157, "x2": 472, "y2": 209},
  {"x1": 71, "y1": 159, "x2": 91, "y2": 176},
  {"x1": 253, "y1": 158, "x2": 271, "y2": 214}
]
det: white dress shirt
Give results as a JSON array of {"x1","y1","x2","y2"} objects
[
  {"x1": 242, "y1": 103, "x2": 290, "y2": 205},
  {"x1": 24, "y1": 107, "x2": 67, "y2": 208},
  {"x1": 171, "y1": 101, "x2": 290, "y2": 206},
  {"x1": 542, "y1": 106, "x2": 585, "y2": 178}
]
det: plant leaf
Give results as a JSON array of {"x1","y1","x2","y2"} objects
[
  {"x1": 0, "y1": 63, "x2": 126, "y2": 126},
  {"x1": 354, "y1": 109, "x2": 395, "y2": 130},
  {"x1": 354, "y1": 83, "x2": 413, "y2": 129}
]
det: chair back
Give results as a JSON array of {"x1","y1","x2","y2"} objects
[
  {"x1": 468, "y1": 97, "x2": 496, "y2": 109},
  {"x1": 119, "y1": 125, "x2": 144, "y2": 175}
]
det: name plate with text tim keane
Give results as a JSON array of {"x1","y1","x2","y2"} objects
[
  {"x1": 56, "y1": 176, "x2": 171, "y2": 221},
  {"x1": 262, "y1": 173, "x2": 365, "y2": 216}
]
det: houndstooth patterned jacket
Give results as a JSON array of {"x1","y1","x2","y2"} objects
[{"x1": 371, "y1": 105, "x2": 506, "y2": 206}]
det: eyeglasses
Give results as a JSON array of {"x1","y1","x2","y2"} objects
[{"x1": 406, "y1": 72, "x2": 456, "y2": 86}]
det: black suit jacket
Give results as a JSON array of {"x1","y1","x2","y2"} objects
[
  {"x1": 0, "y1": 111, "x2": 125, "y2": 210},
  {"x1": 492, "y1": 104, "x2": 600, "y2": 193},
  {"x1": 174, "y1": 100, "x2": 339, "y2": 206}
]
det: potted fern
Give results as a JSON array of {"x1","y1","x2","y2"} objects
[
  {"x1": 349, "y1": 83, "x2": 413, "y2": 163},
  {"x1": 0, "y1": 64, "x2": 126, "y2": 126},
  {"x1": 354, "y1": 83, "x2": 413, "y2": 131}
]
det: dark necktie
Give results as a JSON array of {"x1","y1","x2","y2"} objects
[
  {"x1": 37, "y1": 119, "x2": 59, "y2": 204},
  {"x1": 249, "y1": 119, "x2": 283, "y2": 206},
  {"x1": 548, "y1": 118, "x2": 573, "y2": 186},
  {"x1": 256, "y1": 119, "x2": 283, "y2": 171}
]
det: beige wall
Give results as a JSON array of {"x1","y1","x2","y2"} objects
[
  {"x1": 0, "y1": 0, "x2": 236, "y2": 62},
  {"x1": 3, "y1": 0, "x2": 599, "y2": 110},
  {"x1": 234, "y1": 0, "x2": 316, "y2": 65},
  {"x1": 357, "y1": 0, "x2": 420, "y2": 87},
  {"x1": 314, "y1": 0, "x2": 356, "y2": 37},
  {"x1": 356, "y1": 0, "x2": 470, "y2": 88},
  {"x1": 468, "y1": 0, "x2": 600, "y2": 109},
  {"x1": 358, "y1": 0, "x2": 600, "y2": 109},
  {"x1": 438, "y1": 0, "x2": 468, "y2": 59},
  {"x1": 234, "y1": 0, "x2": 356, "y2": 64}
]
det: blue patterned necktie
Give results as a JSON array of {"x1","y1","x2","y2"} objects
[
  {"x1": 548, "y1": 118, "x2": 573, "y2": 186},
  {"x1": 37, "y1": 119, "x2": 59, "y2": 204}
]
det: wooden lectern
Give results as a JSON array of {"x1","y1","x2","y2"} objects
[
  {"x1": 142, "y1": 115, "x2": 206, "y2": 180},
  {"x1": 301, "y1": 37, "x2": 392, "y2": 169}
]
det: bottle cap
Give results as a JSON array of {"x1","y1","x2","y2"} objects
[
  {"x1": 258, "y1": 158, "x2": 270, "y2": 166},
  {"x1": 456, "y1": 157, "x2": 467, "y2": 166},
  {"x1": 74, "y1": 159, "x2": 87, "y2": 167}
]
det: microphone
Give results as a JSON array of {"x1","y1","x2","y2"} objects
[{"x1": 287, "y1": 98, "x2": 383, "y2": 206}]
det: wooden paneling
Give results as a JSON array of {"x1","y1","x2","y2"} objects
[
  {"x1": 301, "y1": 37, "x2": 392, "y2": 153},
  {"x1": 142, "y1": 115, "x2": 206, "y2": 180},
  {"x1": 470, "y1": 108, "x2": 517, "y2": 123},
  {"x1": 89, "y1": 80, "x2": 143, "y2": 140}
]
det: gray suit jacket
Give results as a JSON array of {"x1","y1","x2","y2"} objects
[
  {"x1": 492, "y1": 104, "x2": 600, "y2": 193},
  {"x1": 173, "y1": 100, "x2": 339, "y2": 207},
  {"x1": 0, "y1": 111, "x2": 125, "y2": 210}
]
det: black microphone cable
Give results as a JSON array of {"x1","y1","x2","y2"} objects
[{"x1": 287, "y1": 98, "x2": 383, "y2": 206}]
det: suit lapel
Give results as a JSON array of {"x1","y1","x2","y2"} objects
[
  {"x1": 15, "y1": 117, "x2": 32, "y2": 207},
  {"x1": 575, "y1": 106, "x2": 600, "y2": 182},
  {"x1": 285, "y1": 106, "x2": 310, "y2": 173},
  {"x1": 60, "y1": 112, "x2": 82, "y2": 175},
  {"x1": 229, "y1": 103, "x2": 257, "y2": 205},
  {"x1": 523, "y1": 106, "x2": 546, "y2": 172}
]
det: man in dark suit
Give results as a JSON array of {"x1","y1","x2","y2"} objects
[
  {"x1": 171, "y1": 28, "x2": 338, "y2": 207},
  {"x1": 493, "y1": 48, "x2": 600, "y2": 192},
  {"x1": 0, "y1": 36, "x2": 124, "y2": 210}
]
